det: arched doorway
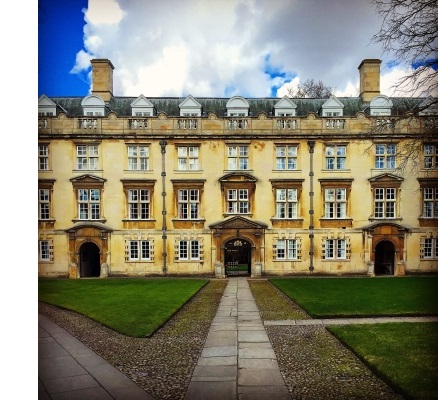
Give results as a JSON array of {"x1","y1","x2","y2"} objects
[
  {"x1": 225, "y1": 238, "x2": 251, "y2": 276},
  {"x1": 374, "y1": 240, "x2": 395, "y2": 275},
  {"x1": 79, "y1": 242, "x2": 100, "y2": 278}
]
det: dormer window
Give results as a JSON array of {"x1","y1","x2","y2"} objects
[
  {"x1": 179, "y1": 95, "x2": 202, "y2": 117},
  {"x1": 81, "y1": 95, "x2": 105, "y2": 117},
  {"x1": 321, "y1": 96, "x2": 344, "y2": 117},
  {"x1": 369, "y1": 95, "x2": 393, "y2": 116},
  {"x1": 274, "y1": 96, "x2": 297, "y2": 116},
  {"x1": 38, "y1": 95, "x2": 57, "y2": 117},
  {"x1": 131, "y1": 94, "x2": 155, "y2": 117},
  {"x1": 418, "y1": 96, "x2": 438, "y2": 116},
  {"x1": 226, "y1": 96, "x2": 249, "y2": 117}
]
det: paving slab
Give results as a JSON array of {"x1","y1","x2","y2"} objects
[
  {"x1": 38, "y1": 314, "x2": 154, "y2": 400},
  {"x1": 185, "y1": 277, "x2": 291, "y2": 400}
]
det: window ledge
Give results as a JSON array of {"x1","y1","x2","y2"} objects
[
  {"x1": 368, "y1": 217, "x2": 402, "y2": 222},
  {"x1": 321, "y1": 169, "x2": 351, "y2": 173},
  {"x1": 271, "y1": 218, "x2": 304, "y2": 221},
  {"x1": 122, "y1": 218, "x2": 157, "y2": 222},
  {"x1": 123, "y1": 169, "x2": 153, "y2": 173},
  {"x1": 223, "y1": 169, "x2": 254, "y2": 174},
  {"x1": 272, "y1": 169, "x2": 301, "y2": 173},
  {"x1": 72, "y1": 218, "x2": 106, "y2": 223}
]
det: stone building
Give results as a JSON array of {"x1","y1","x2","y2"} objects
[{"x1": 38, "y1": 58, "x2": 438, "y2": 278}]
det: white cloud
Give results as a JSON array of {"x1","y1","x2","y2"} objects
[
  {"x1": 70, "y1": 50, "x2": 94, "y2": 74},
  {"x1": 380, "y1": 66, "x2": 438, "y2": 97},
  {"x1": 72, "y1": 0, "x2": 435, "y2": 98},
  {"x1": 85, "y1": 0, "x2": 124, "y2": 25}
]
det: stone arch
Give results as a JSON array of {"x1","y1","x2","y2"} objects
[
  {"x1": 374, "y1": 239, "x2": 396, "y2": 275},
  {"x1": 79, "y1": 241, "x2": 101, "y2": 278},
  {"x1": 223, "y1": 237, "x2": 253, "y2": 276}
]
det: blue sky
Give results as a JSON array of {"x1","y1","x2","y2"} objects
[
  {"x1": 39, "y1": 0, "x2": 89, "y2": 96},
  {"x1": 37, "y1": 0, "x2": 436, "y2": 99}
]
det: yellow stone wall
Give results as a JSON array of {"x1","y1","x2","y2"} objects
[{"x1": 38, "y1": 111, "x2": 437, "y2": 278}]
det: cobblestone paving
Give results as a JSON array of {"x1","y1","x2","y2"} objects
[
  {"x1": 248, "y1": 280, "x2": 403, "y2": 399},
  {"x1": 39, "y1": 280, "x2": 227, "y2": 400},
  {"x1": 39, "y1": 278, "x2": 403, "y2": 400}
]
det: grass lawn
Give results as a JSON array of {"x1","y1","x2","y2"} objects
[
  {"x1": 269, "y1": 276, "x2": 438, "y2": 317},
  {"x1": 38, "y1": 278, "x2": 208, "y2": 337},
  {"x1": 328, "y1": 322, "x2": 438, "y2": 400}
]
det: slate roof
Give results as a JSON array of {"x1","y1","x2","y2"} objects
[{"x1": 47, "y1": 95, "x2": 426, "y2": 118}]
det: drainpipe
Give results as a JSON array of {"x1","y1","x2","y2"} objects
[
  {"x1": 308, "y1": 140, "x2": 315, "y2": 273},
  {"x1": 159, "y1": 140, "x2": 167, "y2": 275}
]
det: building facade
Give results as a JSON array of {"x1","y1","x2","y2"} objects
[{"x1": 38, "y1": 58, "x2": 438, "y2": 278}]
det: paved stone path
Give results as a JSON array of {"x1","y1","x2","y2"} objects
[
  {"x1": 265, "y1": 316, "x2": 438, "y2": 326},
  {"x1": 185, "y1": 277, "x2": 291, "y2": 400},
  {"x1": 39, "y1": 314, "x2": 154, "y2": 400}
]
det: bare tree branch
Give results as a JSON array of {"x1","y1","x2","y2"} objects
[{"x1": 287, "y1": 79, "x2": 333, "y2": 98}]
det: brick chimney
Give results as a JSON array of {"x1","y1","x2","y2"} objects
[
  {"x1": 90, "y1": 59, "x2": 115, "y2": 102},
  {"x1": 358, "y1": 59, "x2": 381, "y2": 102}
]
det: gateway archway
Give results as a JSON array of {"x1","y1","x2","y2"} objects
[
  {"x1": 225, "y1": 238, "x2": 251, "y2": 276},
  {"x1": 374, "y1": 240, "x2": 395, "y2": 275},
  {"x1": 79, "y1": 242, "x2": 101, "y2": 277}
]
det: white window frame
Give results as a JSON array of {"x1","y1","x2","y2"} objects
[
  {"x1": 78, "y1": 188, "x2": 101, "y2": 220},
  {"x1": 227, "y1": 188, "x2": 249, "y2": 214},
  {"x1": 325, "y1": 145, "x2": 346, "y2": 170},
  {"x1": 276, "y1": 146, "x2": 297, "y2": 170},
  {"x1": 423, "y1": 187, "x2": 438, "y2": 218},
  {"x1": 424, "y1": 143, "x2": 438, "y2": 169},
  {"x1": 39, "y1": 240, "x2": 53, "y2": 262},
  {"x1": 129, "y1": 240, "x2": 151, "y2": 261},
  {"x1": 374, "y1": 187, "x2": 396, "y2": 218},
  {"x1": 421, "y1": 238, "x2": 438, "y2": 259},
  {"x1": 39, "y1": 188, "x2": 50, "y2": 220},
  {"x1": 324, "y1": 239, "x2": 347, "y2": 260},
  {"x1": 178, "y1": 240, "x2": 200, "y2": 260},
  {"x1": 276, "y1": 239, "x2": 298, "y2": 260},
  {"x1": 128, "y1": 145, "x2": 149, "y2": 171},
  {"x1": 128, "y1": 189, "x2": 150, "y2": 220},
  {"x1": 324, "y1": 188, "x2": 347, "y2": 219},
  {"x1": 39, "y1": 144, "x2": 49, "y2": 171},
  {"x1": 178, "y1": 189, "x2": 200, "y2": 219},
  {"x1": 76, "y1": 144, "x2": 99, "y2": 171},
  {"x1": 375, "y1": 144, "x2": 396, "y2": 169},
  {"x1": 275, "y1": 188, "x2": 298, "y2": 219},
  {"x1": 227, "y1": 146, "x2": 249, "y2": 170},
  {"x1": 177, "y1": 146, "x2": 199, "y2": 171}
]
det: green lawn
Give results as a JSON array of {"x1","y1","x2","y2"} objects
[
  {"x1": 328, "y1": 322, "x2": 438, "y2": 400},
  {"x1": 38, "y1": 278, "x2": 208, "y2": 337},
  {"x1": 269, "y1": 277, "x2": 438, "y2": 317},
  {"x1": 269, "y1": 276, "x2": 438, "y2": 399}
]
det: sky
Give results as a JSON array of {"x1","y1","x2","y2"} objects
[{"x1": 37, "y1": 0, "x2": 435, "y2": 100}]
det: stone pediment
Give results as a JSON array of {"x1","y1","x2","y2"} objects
[
  {"x1": 368, "y1": 173, "x2": 404, "y2": 183},
  {"x1": 38, "y1": 94, "x2": 56, "y2": 108},
  {"x1": 65, "y1": 222, "x2": 113, "y2": 238},
  {"x1": 70, "y1": 174, "x2": 107, "y2": 184},
  {"x1": 219, "y1": 172, "x2": 258, "y2": 183},
  {"x1": 179, "y1": 95, "x2": 202, "y2": 108},
  {"x1": 131, "y1": 94, "x2": 154, "y2": 108},
  {"x1": 209, "y1": 216, "x2": 267, "y2": 230},
  {"x1": 322, "y1": 95, "x2": 344, "y2": 108},
  {"x1": 274, "y1": 96, "x2": 297, "y2": 109},
  {"x1": 361, "y1": 221, "x2": 410, "y2": 232}
]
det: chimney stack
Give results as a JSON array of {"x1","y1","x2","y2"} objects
[
  {"x1": 91, "y1": 59, "x2": 115, "y2": 102},
  {"x1": 358, "y1": 59, "x2": 381, "y2": 102}
]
